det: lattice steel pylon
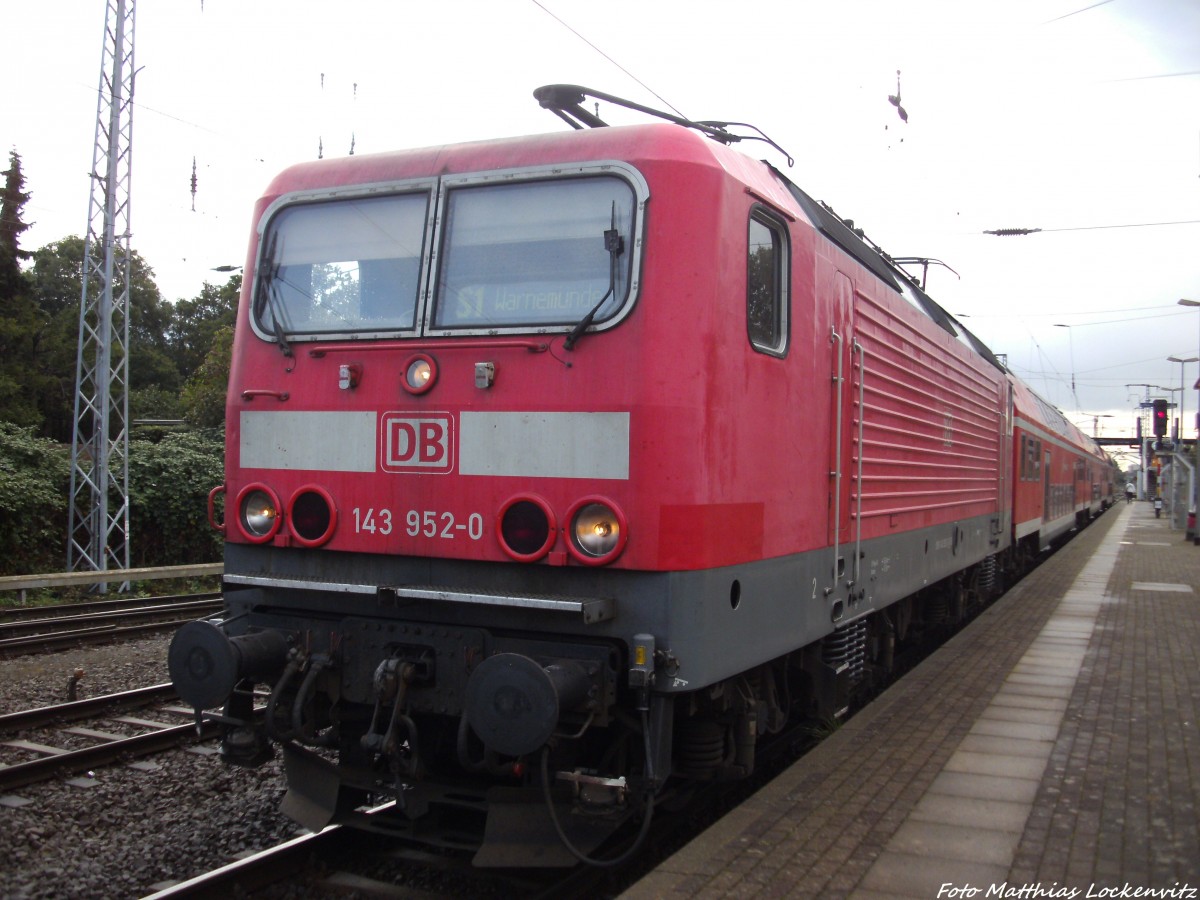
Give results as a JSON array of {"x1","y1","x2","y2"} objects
[{"x1": 68, "y1": 0, "x2": 136, "y2": 585}]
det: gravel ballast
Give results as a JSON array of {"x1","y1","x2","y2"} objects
[{"x1": 0, "y1": 635, "x2": 302, "y2": 899}]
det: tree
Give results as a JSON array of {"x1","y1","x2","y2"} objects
[
  {"x1": 25, "y1": 236, "x2": 180, "y2": 439},
  {"x1": 0, "y1": 293, "x2": 43, "y2": 428},
  {"x1": 12, "y1": 227, "x2": 238, "y2": 440},
  {"x1": 27, "y1": 236, "x2": 85, "y2": 319},
  {"x1": 0, "y1": 150, "x2": 43, "y2": 429},
  {"x1": 168, "y1": 275, "x2": 240, "y2": 381},
  {"x1": 127, "y1": 252, "x2": 180, "y2": 396},
  {"x1": 180, "y1": 324, "x2": 233, "y2": 428},
  {"x1": 0, "y1": 149, "x2": 33, "y2": 302}
]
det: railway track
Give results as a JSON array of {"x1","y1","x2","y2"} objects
[
  {"x1": 138, "y1": 769, "x2": 769, "y2": 898},
  {"x1": 0, "y1": 592, "x2": 223, "y2": 655},
  {"x1": 142, "y1": 803, "x2": 592, "y2": 899},
  {"x1": 0, "y1": 683, "x2": 219, "y2": 794},
  {"x1": 0, "y1": 591, "x2": 221, "y2": 621}
]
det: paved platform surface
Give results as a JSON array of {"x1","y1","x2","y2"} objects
[{"x1": 624, "y1": 501, "x2": 1200, "y2": 899}]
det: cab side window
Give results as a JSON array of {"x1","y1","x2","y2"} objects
[{"x1": 747, "y1": 210, "x2": 788, "y2": 356}]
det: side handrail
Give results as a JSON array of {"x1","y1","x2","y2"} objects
[{"x1": 208, "y1": 485, "x2": 227, "y2": 534}]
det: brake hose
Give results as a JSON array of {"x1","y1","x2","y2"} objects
[{"x1": 538, "y1": 710, "x2": 657, "y2": 867}]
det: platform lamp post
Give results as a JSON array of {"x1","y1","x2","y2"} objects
[
  {"x1": 1180, "y1": 299, "x2": 1200, "y2": 533},
  {"x1": 1166, "y1": 356, "x2": 1198, "y2": 442}
]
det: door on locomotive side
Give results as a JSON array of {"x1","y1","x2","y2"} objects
[
  {"x1": 998, "y1": 381, "x2": 1014, "y2": 536},
  {"x1": 828, "y1": 270, "x2": 856, "y2": 584},
  {"x1": 1042, "y1": 448, "x2": 1053, "y2": 523}
]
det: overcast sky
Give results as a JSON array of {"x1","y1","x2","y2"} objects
[{"x1": 5, "y1": 0, "x2": 1199, "y2": 459}]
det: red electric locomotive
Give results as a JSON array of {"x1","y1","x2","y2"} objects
[{"x1": 169, "y1": 86, "x2": 1104, "y2": 865}]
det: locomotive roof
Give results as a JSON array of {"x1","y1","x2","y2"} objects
[{"x1": 259, "y1": 122, "x2": 738, "y2": 198}]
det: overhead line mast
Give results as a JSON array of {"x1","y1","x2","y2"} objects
[{"x1": 68, "y1": 0, "x2": 136, "y2": 586}]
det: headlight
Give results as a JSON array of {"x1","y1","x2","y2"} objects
[
  {"x1": 402, "y1": 353, "x2": 437, "y2": 395},
  {"x1": 497, "y1": 495, "x2": 556, "y2": 561},
  {"x1": 566, "y1": 498, "x2": 627, "y2": 565},
  {"x1": 289, "y1": 486, "x2": 336, "y2": 547},
  {"x1": 237, "y1": 485, "x2": 282, "y2": 543}
]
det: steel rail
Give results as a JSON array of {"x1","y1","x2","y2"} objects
[
  {"x1": 0, "y1": 617, "x2": 209, "y2": 655},
  {"x1": 140, "y1": 807, "x2": 399, "y2": 899},
  {"x1": 0, "y1": 683, "x2": 177, "y2": 733},
  {"x1": 0, "y1": 720, "x2": 220, "y2": 792},
  {"x1": 0, "y1": 598, "x2": 222, "y2": 638},
  {"x1": 0, "y1": 591, "x2": 221, "y2": 621}
]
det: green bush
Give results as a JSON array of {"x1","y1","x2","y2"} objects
[
  {"x1": 0, "y1": 424, "x2": 224, "y2": 576},
  {"x1": 128, "y1": 429, "x2": 225, "y2": 567},
  {"x1": 0, "y1": 424, "x2": 70, "y2": 575}
]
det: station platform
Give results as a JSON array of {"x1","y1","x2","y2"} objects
[{"x1": 624, "y1": 500, "x2": 1200, "y2": 899}]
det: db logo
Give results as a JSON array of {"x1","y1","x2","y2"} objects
[{"x1": 380, "y1": 413, "x2": 454, "y2": 474}]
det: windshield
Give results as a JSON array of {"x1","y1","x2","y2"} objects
[
  {"x1": 255, "y1": 192, "x2": 429, "y2": 338},
  {"x1": 253, "y1": 167, "x2": 643, "y2": 343},
  {"x1": 432, "y1": 176, "x2": 635, "y2": 332}
]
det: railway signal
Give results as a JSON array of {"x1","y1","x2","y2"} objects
[{"x1": 1153, "y1": 399, "x2": 1169, "y2": 437}]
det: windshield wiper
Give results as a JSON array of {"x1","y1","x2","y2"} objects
[
  {"x1": 253, "y1": 231, "x2": 293, "y2": 358},
  {"x1": 564, "y1": 205, "x2": 625, "y2": 351}
]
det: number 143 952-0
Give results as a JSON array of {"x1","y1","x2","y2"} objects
[{"x1": 352, "y1": 508, "x2": 484, "y2": 540}]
